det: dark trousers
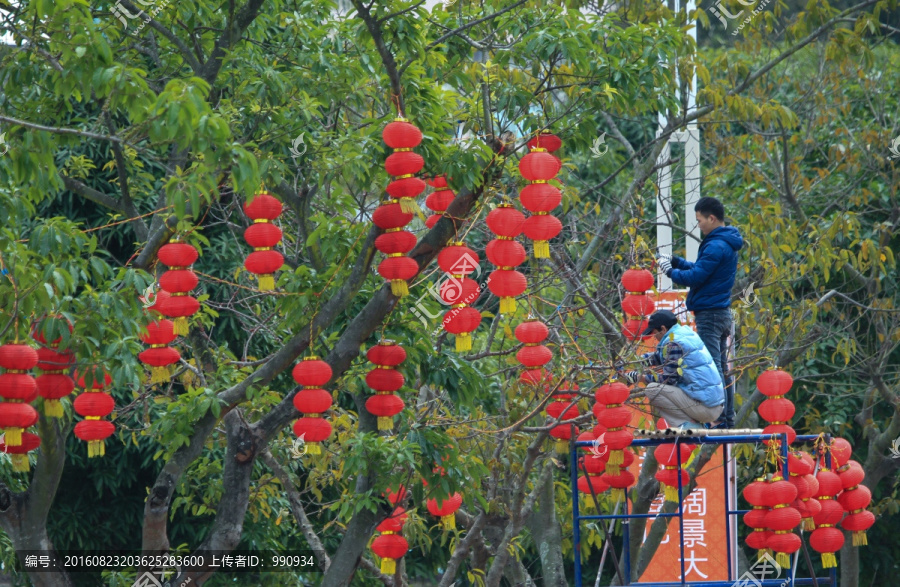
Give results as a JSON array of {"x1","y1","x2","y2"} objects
[{"x1": 694, "y1": 308, "x2": 734, "y2": 426}]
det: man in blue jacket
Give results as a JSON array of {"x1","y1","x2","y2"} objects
[
  {"x1": 621, "y1": 310, "x2": 725, "y2": 428},
  {"x1": 657, "y1": 197, "x2": 743, "y2": 428}
]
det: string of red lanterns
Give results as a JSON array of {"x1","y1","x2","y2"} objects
[
  {"x1": 73, "y1": 369, "x2": 116, "y2": 458},
  {"x1": 486, "y1": 202, "x2": 527, "y2": 314},
  {"x1": 372, "y1": 487, "x2": 410, "y2": 575},
  {"x1": 439, "y1": 244, "x2": 482, "y2": 352},
  {"x1": 832, "y1": 439, "x2": 874, "y2": 546},
  {"x1": 810, "y1": 457, "x2": 844, "y2": 568},
  {"x1": 743, "y1": 477, "x2": 772, "y2": 560},
  {"x1": 763, "y1": 473, "x2": 801, "y2": 568},
  {"x1": 0, "y1": 344, "x2": 40, "y2": 451},
  {"x1": 291, "y1": 357, "x2": 333, "y2": 455},
  {"x1": 621, "y1": 267, "x2": 655, "y2": 341},
  {"x1": 157, "y1": 240, "x2": 201, "y2": 336},
  {"x1": 756, "y1": 368, "x2": 797, "y2": 447},
  {"x1": 365, "y1": 341, "x2": 406, "y2": 431},
  {"x1": 243, "y1": 190, "x2": 285, "y2": 291},
  {"x1": 32, "y1": 316, "x2": 75, "y2": 418},
  {"x1": 424, "y1": 175, "x2": 454, "y2": 229},
  {"x1": 545, "y1": 381, "x2": 580, "y2": 454},
  {"x1": 518, "y1": 133, "x2": 563, "y2": 258}
]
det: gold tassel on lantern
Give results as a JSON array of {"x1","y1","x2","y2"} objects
[
  {"x1": 821, "y1": 552, "x2": 837, "y2": 568},
  {"x1": 149, "y1": 365, "x2": 172, "y2": 385},
  {"x1": 533, "y1": 240, "x2": 550, "y2": 258},
  {"x1": 10, "y1": 454, "x2": 29, "y2": 472},
  {"x1": 664, "y1": 483, "x2": 680, "y2": 503},
  {"x1": 500, "y1": 297, "x2": 516, "y2": 313},
  {"x1": 441, "y1": 514, "x2": 456, "y2": 531},
  {"x1": 172, "y1": 316, "x2": 189, "y2": 336},
  {"x1": 305, "y1": 442, "x2": 321, "y2": 456},
  {"x1": 398, "y1": 197, "x2": 424, "y2": 218},
  {"x1": 454, "y1": 332, "x2": 472, "y2": 352},
  {"x1": 605, "y1": 464, "x2": 622, "y2": 476},
  {"x1": 4, "y1": 428, "x2": 23, "y2": 447},
  {"x1": 44, "y1": 399, "x2": 64, "y2": 418},
  {"x1": 802, "y1": 517, "x2": 815, "y2": 531},
  {"x1": 257, "y1": 274, "x2": 275, "y2": 291},
  {"x1": 610, "y1": 488, "x2": 625, "y2": 502},
  {"x1": 554, "y1": 439, "x2": 568, "y2": 454},
  {"x1": 380, "y1": 557, "x2": 396, "y2": 575},
  {"x1": 87, "y1": 439, "x2": 106, "y2": 458},
  {"x1": 607, "y1": 448, "x2": 624, "y2": 466},
  {"x1": 378, "y1": 416, "x2": 394, "y2": 431},
  {"x1": 390, "y1": 279, "x2": 409, "y2": 297},
  {"x1": 852, "y1": 531, "x2": 867, "y2": 546},
  {"x1": 776, "y1": 551, "x2": 791, "y2": 569}
]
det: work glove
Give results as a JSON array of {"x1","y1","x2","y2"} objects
[
  {"x1": 657, "y1": 254, "x2": 672, "y2": 275},
  {"x1": 623, "y1": 370, "x2": 643, "y2": 385}
]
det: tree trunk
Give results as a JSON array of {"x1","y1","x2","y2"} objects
[{"x1": 525, "y1": 466, "x2": 567, "y2": 587}]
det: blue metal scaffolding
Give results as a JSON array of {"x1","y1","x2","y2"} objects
[{"x1": 571, "y1": 432, "x2": 840, "y2": 587}]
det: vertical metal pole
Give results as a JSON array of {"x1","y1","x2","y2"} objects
[
  {"x1": 684, "y1": 125, "x2": 701, "y2": 261},
  {"x1": 623, "y1": 492, "x2": 631, "y2": 584},
  {"x1": 572, "y1": 431, "x2": 582, "y2": 587},
  {"x1": 723, "y1": 444, "x2": 733, "y2": 581},
  {"x1": 677, "y1": 438, "x2": 686, "y2": 585},
  {"x1": 656, "y1": 135, "x2": 674, "y2": 291}
]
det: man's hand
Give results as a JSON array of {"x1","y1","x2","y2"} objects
[
  {"x1": 623, "y1": 370, "x2": 643, "y2": 385},
  {"x1": 657, "y1": 254, "x2": 672, "y2": 275}
]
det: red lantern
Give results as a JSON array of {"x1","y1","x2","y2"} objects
[
  {"x1": 486, "y1": 204, "x2": 525, "y2": 238},
  {"x1": 158, "y1": 241, "x2": 200, "y2": 336},
  {"x1": 73, "y1": 369, "x2": 115, "y2": 458},
  {"x1": 518, "y1": 139, "x2": 562, "y2": 259},
  {"x1": 519, "y1": 151, "x2": 561, "y2": 181},
  {"x1": 577, "y1": 473, "x2": 610, "y2": 497},
  {"x1": 365, "y1": 341, "x2": 406, "y2": 431},
  {"x1": 0, "y1": 432, "x2": 40, "y2": 472},
  {"x1": 443, "y1": 307, "x2": 481, "y2": 353},
  {"x1": 291, "y1": 357, "x2": 333, "y2": 454},
  {"x1": 383, "y1": 118, "x2": 424, "y2": 216},
  {"x1": 378, "y1": 255, "x2": 418, "y2": 297},
  {"x1": 762, "y1": 476, "x2": 800, "y2": 568},
  {"x1": 427, "y1": 492, "x2": 463, "y2": 530},
  {"x1": 32, "y1": 318, "x2": 75, "y2": 418},
  {"x1": 373, "y1": 201, "x2": 417, "y2": 297},
  {"x1": 548, "y1": 404, "x2": 580, "y2": 454},
  {"x1": 743, "y1": 478, "x2": 772, "y2": 560},
  {"x1": 243, "y1": 195, "x2": 285, "y2": 289},
  {"x1": 383, "y1": 119, "x2": 423, "y2": 149},
  {"x1": 526, "y1": 131, "x2": 562, "y2": 153},
  {"x1": 138, "y1": 319, "x2": 180, "y2": 384},
  {"x1": 621, "y1": 318, "x2": 650, "y2": 341},
  {"x1": 371, "y1": 532, "x2": 409, "y2": 575},
  {"x1": 622, "y1": 294, "x2": 655, "y2": 317},
  {"x1": 601, "y1": 469, "x2": 635, "y2": 502},
  {"x1": 756, "y1": 369, "x2": 796, "y2": 448},
  {"x1": 425, "y1": 176, "x2": 455, "y2": 228},
  {"x1": 756, "y1": 369, "x2": 793, "y2": 396},
  {"x1": 375, "y1": 231, "x2": 417, "y2": 255},
  {"x1": 515, "y1": 321, "x2": 551, "y2": 379},
  {"x1": 841, "y1": 509, "x2": 875, "y2": 546},
  {"x1": 0, "y1": 344, "x2": 39, "y2": 447},
  {"x1": 622, "y1": 268, "x2": 654, "y2": 293},
  {"x1": 654, "y1": 443, "x2": 695, "y2": 502},
  {"x1": 811, "y1": 465, "x2": 845, "y2": 568},
  {"x1": 377, "y1": 506, "x2": 409, "y2": 534},
  {"x1": 519, "y1": 183, "x2": 562, "y2": 212},
  {"x1": 593, "y1": 381, "x2": 632, "y2": 472},
  {"x1": 522, "y1": 214, "x2": 562, "y2": 259}
]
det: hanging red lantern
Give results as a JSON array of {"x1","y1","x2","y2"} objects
[
  {"x1": 32, "y1": 317, "x2": 76, "y2": 418},
  {"x1": 621, "y1": 318, "x2": 651, "y2": 341},
  {"x1": 158, "y1": 241, "x2": 200, "y2": 336},
  {"x1": 515, "y1": 321, "x2": 551, "y2": 380},
  {"x1": 762, "y1": 476, "x2": 800, "y2": 568},
  {"x1": 594, "y1": 381, "x2": 632, "y2": 471},
  {"x1": 756, "y1": 369, "x2": 796, "y2": 447},
  {"x1": 138, "y1": 319, "x2": 180, "y2": 384},
  {"x1": 526, "y1": 131, "x2": 562, "y2": 153},
  {"x1": 291, "y1": 357, "x2": 333, "y2": 454},
  {"x1": 743, "y1": 478, "x2": 772, "y2": 560},
  {"x1": 0, "y1": 432, "x2": 40, "y2": 472},
  {"x1": 622, "y1": 268, "x2": 654, "y2": 293},
  {"x1": 654, "y1": 442, "x2": 694, "y2": 502},
  {"x1": 0, "y1": 344, "x2": 39, "y2": 447},
  {"x1": 426, "y1": 491, "x2": 463, "y2": 531},
  {"x1": 811, "y1": 464, "x2": 844, "y2": 568},
  {"x1": 73, "y1": 369, "x2": 115, "y2": 458},
  {"x1": 485, "y1": 202, "x2": 528, "y2": 313},
  {"x1": 522, "y1": 214, "x2": 562, "y2": 259},
  {"x1": 373, "y1": 201, "x2": 417, "y2": 297},
  {"x1": 377, "y1": 507, "x2": 409, "y2": 535},
  {"x1": 620, "y1": 267, "x2": 656, "y2": 340},
  {"x1": 424, "y1": 176, "x2": 455, "y2": 228},
  {"x1": 519, "y1": 150, "x2": 561, "y2": 181},
  {"x1": 601, "y1": 469, "x2": 635, "y2": 502},
  {"x1": 371, "y1": 531, "x2": 409, "y2": 575},
  {"x1": 486, "y1": 203, "x2": 526, "y2": 238},
  {"x1": 577, "y1": 472, "x2": 610, "y2": 497},
  {"x1": 383, "y1": 118, "x2": 424, "y2": 215},
  {"x1": 788, "y1": 451, "x2": 816, "y2": 531},
  {"x1": 519, "y1": 183, "x2": 562, "y2": 212},
  {"x1": 365, "y1": 341, "x2": 406, "y2": 431},
  {"x1": 841, "y1": 509, "x2": 875, "y2": 547},
  {"x1": 242, "y1": 190, "x2": 284, "y2": 291},
  {"x1": 548, "y1": 404, "x2": 580, "y2": 454},
  {"x1": 622, "y1": 294, "x2": 655, "y2": 318},
  {"x1": 518, "y1": 139, "x2": 563, "y2": 259}
]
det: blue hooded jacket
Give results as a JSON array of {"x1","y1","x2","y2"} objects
[{"x1": 669, "y1": 226, "x2": 743, "y2": 311}]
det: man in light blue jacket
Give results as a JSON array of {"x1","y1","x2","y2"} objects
[{"x1": 622, "y1": 310, "x2": 726, "y2": 428}]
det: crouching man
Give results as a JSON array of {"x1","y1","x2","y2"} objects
[{"x1": 621, "y1": 310, "x2": 725, "y2": 428}]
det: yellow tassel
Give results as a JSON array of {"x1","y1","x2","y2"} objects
[
  {"x1": 441, "y1": 515, "x2": 456, "y2": 531},
  {"x1": 377, "y1": 417, "x2": 394, "y2": 431},
  {"x1": 605, "y1": 464, "x2": 621, "y2": 476},
  {"x1": 4, "y1": 428, "x2": 23, "y2": 447},
  {"x1": 44, "y1": 399, "x2": 64, "y2": 418},
  {"x1": 173, "y1": 316, "x2": 189, "y2": 336},
  {"x1": 390, "y1": 279, "x2": 409, "y2": 297},
  {"x1": 87, "y1": 440, "x2": 106, "y2": 458},
  {"x1": 610, "y1": 488, "x2": 624, "y2": 502},
  {"x1": 306, "y1": 443, "x2": 321, "y2": 455},
  {"x1": 257, "y1": 274, "x2": 275, "y2": 291},
  {"x1": 11, "y1": 454, "x2": 29, "y2": 472},
  {"x1": 380, "y1": 558, "x2": 396, "y2": 575},
  {"x1": 608, "y1": 449, "x2": 623, "y2": 466},
  {"x1": 664, "y1": 485, "x2": 680, "y2": 503},
  {"x1": 822, "y1": 552, "x2": 837, "y2": 568},
  {"x1": 554, "y1": 439, "x2": 568, "y2": 454},
  {"x1": 499, "y1": 297, "x2": 516, "y2": 313},
  {"x1": 533, "y1": 240, "x2": 550, "y2": 258},
  {"x1": 149, "y1": 366, "x2": 171, "y2": 385},
  {"x1": 776, "y1": 552, "x2": 790, "y2": 569},
  {"x1": 853, "y1": 531, "x2": 867, "y2": 546},
  {"x1": 455, "y1": 333, "x2": 472, "y2": 352},
  {"x1": 398, "y1": 197, "x2": 424, "y2": 218},
  {"x1": 802, "y1": 517, "x2": 815, "y2": 531}
]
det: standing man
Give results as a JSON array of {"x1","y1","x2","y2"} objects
[
  {"x1": 621, "y1": 310, "x2": 725, "y2": 428},
  {"x1": 657, "y1": 197, "x2": 743, "y2": 429}
]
